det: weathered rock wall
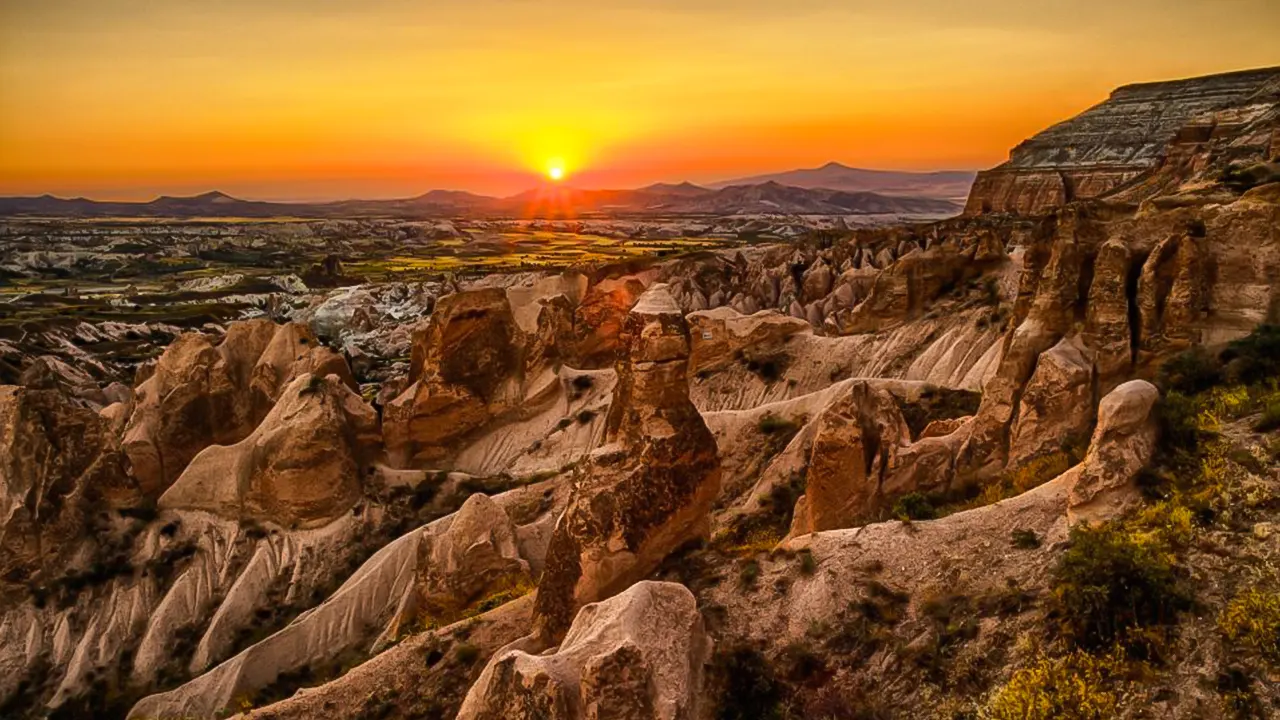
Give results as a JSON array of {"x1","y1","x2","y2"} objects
[{"x1": 966, "y1": 67, "x2": 1280, "y2": 215}]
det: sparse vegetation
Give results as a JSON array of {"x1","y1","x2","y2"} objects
[
  {"x1": 757, "y1": 413, "x2": 800, "y2": 435},
  {"x1": 897, "y1": 387, "x2": 982, "y2": 440},
  {"x1": 1010, "y1": 528, "x2": 1041, "y2": 549},
  {"x1": 1219, "y1": 588, "x2": 1280, "y2": 663},
  {"x1": 1253, "y1": 398, "x2": 1280, "y2": 433},
  {"x1": 1049, "y1": 523, "x2": 1191, "y2": 657},
  {"x1": 715, "y1": 474, "x2": 806, "y2": 556},
  {"x1": 984, "y1": 650, "x2": 1128, "y2": 720},
  {"x1": 454, "y1": 643, "x2": 481, "y2": 665},
  {"x1": 891, "y1": 492, "x2": 938, "y2": 521},
  {"x1": 1221, "y1": 161, "x2": 1280, "y2": 193},
  {"x1": 712, "y1": 644, "x2": 784, "y2": 720},
  {"x1": 797, "y1": 549, "x2": 817, "y2": 575}
]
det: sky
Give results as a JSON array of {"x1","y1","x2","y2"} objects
[{"x1": 1, "y1": 0, "x2": 1278, "y2": 200}]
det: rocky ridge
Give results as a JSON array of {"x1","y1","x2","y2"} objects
[{"x1": 967, "y1": 66, "x2": 1280, "y2": 215}]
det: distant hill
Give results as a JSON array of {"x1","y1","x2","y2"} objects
[
  {"x1": 0, "y1": 182, "x2": 960, "y2": 219},
  {"x1": 711, "y1": 163, "x2": 977, "y2": 201}
]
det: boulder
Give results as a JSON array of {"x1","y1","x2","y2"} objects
[
  {"x1": 1067, "y1": 380, "x2": 1160, "y2": 525},
  {"x1": 532, "y1": 285, "x2": 720, "y2": 642},
  {"x1": 459, "y1": 581, "x2": 710, "y2": 720}
]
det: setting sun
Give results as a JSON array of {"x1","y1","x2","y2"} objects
[{"x1": 547, "y1": 164, "x2": 565, "y2": 182}]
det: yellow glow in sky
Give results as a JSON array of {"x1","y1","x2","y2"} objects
[{"x1": 1, "y1": 1, "x2": 1278, "y2": 199}]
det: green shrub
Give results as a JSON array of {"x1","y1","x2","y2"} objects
[
  {"x1": 1157, "y1": 391, "x2": 1209, "y2": 454},
  {"x1": 713, "y1": 645, "x2": 783, "y2": 720},
  {"x1": 739, "y1": 559, "x2": 761, "y2": 588},
  {"x1": 891, "y1": 492, "x2": 937, "y2": 521},
  {"x1": 454, "y1": 643, "x2": 480, "y2": 665},
  {"x1": 1220, "y1": 324, "x2": 1280, "y2": 386},
  {"x1": 1220, "y1": 161, "x2": 1280, "y2": 193},
  {"x1": 757, "y1": 413, "x2": 800, "y2": 435},
  {"x1": 1010, "y1": 529, "x2": 1041, "y2": 549},
  {"x1": 1050, "y1": 524, "x2": 1191, "y2": 656},
  {"x1": 1157, "y1": 346, "x2": 1222, "y2": 394},
  {"x1": 716, "y1": 474, "x2": 805, "y2": 555}
]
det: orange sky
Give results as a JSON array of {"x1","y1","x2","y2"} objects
[{"x1": 1, "y1": 0, "x2": 1278, "y2": 200}]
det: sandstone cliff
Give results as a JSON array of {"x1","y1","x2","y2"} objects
[{"x1": 966, "y1": 66, "x2": 1280, "y2": 215}]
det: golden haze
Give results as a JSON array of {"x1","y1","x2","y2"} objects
[{"x1": 1, "y1": 0, "x2": 1278, "y2": 200}]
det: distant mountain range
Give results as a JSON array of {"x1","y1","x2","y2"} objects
[
  {"x1": 0, "y1": 171, "x2": 968, "y2": 220},
  {"x1": 711, "y1": 163, "x2": 977, "y2": 202}
]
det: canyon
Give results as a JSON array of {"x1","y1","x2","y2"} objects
[{"x1": 1, "y1": 66, "x2": 1278, "y2": 720}]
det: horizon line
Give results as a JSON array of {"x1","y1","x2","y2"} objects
[{"x1": 0, "y1": 162, "x2": 983, "y2": 205}]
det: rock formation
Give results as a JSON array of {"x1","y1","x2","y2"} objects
[
  {"x1": 532, "y1": 285, "x2": 720, "y2": 642},
  {"x1": 2, "y1": 66, "x2": 1279, "y2": 720},
  {"x1": 686, "y1": 307, "x2": 809, "y2": 377},
  {"x1": 122, "y1": 320, "x2": 353, "y2": 496},
  {"x1": 158, "y1": 373, "x2": 380, "y2": 527},
  {"x1": 459, "y1": 581, "x2": 710, "y2": 720},
  {"x1": 1066, "y1": 379, "x2": 1160, "y2": 525},
  {"x1": 0, "y1": 386, "x2": 133, "y2": 582},
  {"x1": 412, "y1": 493, "x2": 532, "y2": 620},
  {"x1": 788, "y1": 381, "x2": 913, "y2": 533},
  {"x1": 966, "y1": 67, "x2": 1280, "y2": 215},
  {"x1": 1007, "y1": 335, "x2": 1095, "y2": 466},
  {"x1": 383, "y1": 286, "x2": 575, "y2": 466}
]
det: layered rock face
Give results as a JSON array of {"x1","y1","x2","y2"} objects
[
  {"x1": 412, "y1": 493, "x2": 532, "y2": 620},
  {"x1": 532, "y1": 285, "x2": 720, "y2": 641},
  {"x1": 460, "y1": 581, "x2": 710, "y2": 720},
  {"x1": 789, "y1": 381, "x2": 913, "y2": 533},
  {"x1": 158, "y1": 373, "x2": 380, "y2": 527},
  {"x1": 384, "y1": 286, "x2": 579, "y2": 466},
  {"x1": 966, "y1": 67, "x2": 1280, "y2": 215},
  {"x1": 0, "y1": 386, "x2": 133, "y2": 582},
  {"x1": 122, "y1": 320, "x2": 353, "y2": 495}
]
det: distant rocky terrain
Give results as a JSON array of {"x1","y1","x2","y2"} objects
[
  {"x1": 711, "y1": 163, "x2": 977, "y2": 202},
  {"x1": 1, "y1": 66, "x2": 1278, "y2": 720},
  {"x1": 0, "y1": 181, "x2": 960, "y2": 220}
]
